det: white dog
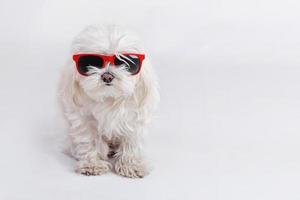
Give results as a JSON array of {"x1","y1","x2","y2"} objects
[{"x1": 59, "y1": 25, "x2": 159, "y2": 178}]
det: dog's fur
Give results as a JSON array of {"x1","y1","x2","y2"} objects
[{"x1": 58, "y1": 25, "x2": 159, "y2": 178}]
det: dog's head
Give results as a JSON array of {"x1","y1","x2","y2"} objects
[{"x1": 71, "y1": 25, "x2": 151, "y2": 101}]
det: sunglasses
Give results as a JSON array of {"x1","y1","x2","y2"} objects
[{"x1": 73, "y1": 53, "x2": 145, "y2": 76}]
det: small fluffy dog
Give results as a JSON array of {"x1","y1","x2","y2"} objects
[{"x1": 59, "y1": 25, "x2": 159, "y2": 178}]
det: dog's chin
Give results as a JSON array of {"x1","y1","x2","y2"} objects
[{"x1": 79, "y1": 78, "x2": 136, "y2": 102}]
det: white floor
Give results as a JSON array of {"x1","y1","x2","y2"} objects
[{"x1": 1, "y1": 0, "x2": 300, "y2": 199}]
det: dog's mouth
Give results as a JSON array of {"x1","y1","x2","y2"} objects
[{"x1": 105, "y1": 83, "x2": 112, "y2": 86}]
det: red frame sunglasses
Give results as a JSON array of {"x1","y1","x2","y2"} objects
[{"x1": 73, "y1": 53, "x2": 145, "y2": 76}]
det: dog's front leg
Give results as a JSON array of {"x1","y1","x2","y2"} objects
[
  {"x1": 114, "y1": 136, "x2": 150, "y2": 178},
  {"x1": 67, "y1": 113, "x2": 111, "y2": 176}
]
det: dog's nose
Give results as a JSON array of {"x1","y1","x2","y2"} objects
[{"x1": 101, "y1": 72, "x2": 115, "y2": 83}]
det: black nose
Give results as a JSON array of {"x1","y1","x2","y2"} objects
[{"x1": 101, "y1": 72, "x2": 115, "y2": 83}]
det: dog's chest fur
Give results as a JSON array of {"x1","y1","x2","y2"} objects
[{"x1": 85, "y1": 97, "x2": 141, "y2": 138}]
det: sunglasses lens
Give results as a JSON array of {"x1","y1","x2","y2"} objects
[
  {"x1": 114, "y1": 55, "x2": 141, "y2": 75},
  {"x1": 77, "y1": 55, "x2": 104, "y2": 74}
]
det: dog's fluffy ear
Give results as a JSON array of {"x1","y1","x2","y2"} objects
[
  {"x1": 133, "y1": 59, "x2": 160, "y2": 122},
  {"x1": 58, "y1": 60, "x2": 88, "y2": 113}
]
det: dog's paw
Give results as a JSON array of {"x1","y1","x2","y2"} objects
[
  {"x1": 115, "y1": 157, "x2": 149, "y2": 178},
  {"x1": 75, "y1": 159, "x2": 111, "y2": 176}
]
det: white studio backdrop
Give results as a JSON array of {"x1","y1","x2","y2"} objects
[{"x1": 0, "y1": 0, "x2": 300, "y2": 199}]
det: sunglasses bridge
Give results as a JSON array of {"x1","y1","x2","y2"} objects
[{"x1": 101, "y1": 55, "x2": 116, "y2": 66}]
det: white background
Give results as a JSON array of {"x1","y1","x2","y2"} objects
[{"x1": 1, "y1": 0, "x2": 300, "y2": 199}]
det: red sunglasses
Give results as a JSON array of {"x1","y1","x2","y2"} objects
[{"x1": 73, "y1": 53, "x2": 145, "y2": 76}]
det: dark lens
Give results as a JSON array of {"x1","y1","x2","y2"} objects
[
  {"x1": 78, "y1": 55, "x2": 104, "y2": 74},
  {"x1": 114, "y1": 55, "x2": 141, "y2": 74}
]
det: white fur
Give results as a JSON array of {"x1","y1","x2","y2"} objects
[{"x1": 58, "y1": 25, "x2": 159, "y2": 178}]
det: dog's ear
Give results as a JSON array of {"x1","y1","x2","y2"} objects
[
  {"x1": 59, "y1": 61, "x2": 87, "y2": 111},
  {"x1": 133, "y1": 59, "x2": 160, "y2": 121}
]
